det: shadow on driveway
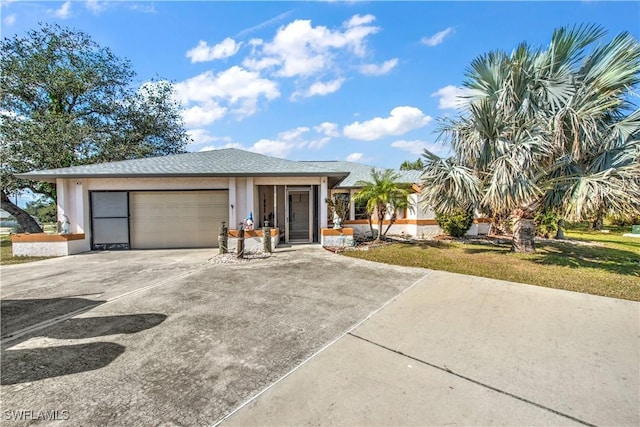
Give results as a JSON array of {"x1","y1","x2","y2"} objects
[
  {"x1": 1, "y1": 299, "x2": 167, "y2": 385},
  {"x1": 1, "y1": 297, "x2": 104, "y2": 338}
]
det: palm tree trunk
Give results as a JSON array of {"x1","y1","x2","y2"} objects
[
  {"x1": 377, "y1": 217, "x2": 383, "y2": 241},
  {"x1": 367, "y1": 215, "x2": 374, "y2": 239},
  {"x1": 555, "y1": 219, "x2": 565, "y2": 239},
  {"x1": 1, "y1": 190, "x2": 44, "y2": 233},
  {"x1": 512, "y1": 217, "x2": 536, "y2": 253}
]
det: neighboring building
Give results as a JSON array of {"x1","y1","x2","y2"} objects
[{"x1": 14, "y1": 148, "x2": 489, "y2": 256}]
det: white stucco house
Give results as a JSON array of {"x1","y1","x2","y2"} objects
[{"x1": 13, "y1": 148, "x2": 489, "y2": 256}]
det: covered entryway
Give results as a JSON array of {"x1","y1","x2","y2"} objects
[{"x1": 129, "y1": 190, "x2": 228, "y2": 249}]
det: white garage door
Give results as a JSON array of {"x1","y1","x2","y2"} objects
[{"x1": 130, "y1": 191, "x2": 228, "y2": 249}]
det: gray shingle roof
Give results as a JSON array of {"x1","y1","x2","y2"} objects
[
  {"x1": 302, "y1": 161, "x2": 423, "y2": 188},
  {"x1": 17, "y1": 148, "x2": 350, "y2": 180}
]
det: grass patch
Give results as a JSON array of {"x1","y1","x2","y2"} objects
[
  {"x1": 0, "y1": 236, "x2": 54, "y2": 266},
  {"x1": 342, "y1": 228, "x2": 640, "y2": 301}
]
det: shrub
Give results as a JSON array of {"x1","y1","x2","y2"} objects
[
  {"x1": 534, "y1": 209, "x2": 559, "y2": 238},
  {"x1": 436, "y1": 209, "x2": 474, "y2": 237}
]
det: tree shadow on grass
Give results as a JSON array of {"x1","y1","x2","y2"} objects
[{"x1": 458, "y1": 240, "x2": 639, "y2": 276}]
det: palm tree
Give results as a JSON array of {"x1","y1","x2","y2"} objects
[
  {"x1": 353, "y1": 169, "x2": 411, "y2": 242},
  {"x1": 420, "y1": 24, "x2": 640, "y2": 253}
]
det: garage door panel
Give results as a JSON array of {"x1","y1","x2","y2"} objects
[{"x1": 130, "y1": 191, "x2": 228, "y2": 249}]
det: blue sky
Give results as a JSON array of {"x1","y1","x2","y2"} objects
[{"x1": 2, "y1": 1, "x2": 639, "y2": 173}]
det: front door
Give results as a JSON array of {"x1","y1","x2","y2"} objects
[{"x1": 288, "y1": 191, "x2": 310, "y2": 242}]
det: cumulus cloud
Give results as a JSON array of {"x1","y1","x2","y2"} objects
[
  {"x1": 186, "y1": 38, "x2": 242, "y2": 63},
  {"x1": 53, "y1": 1, "x2": 71, "y2": 18},
  {"x1": 182, "y1": 102, "x2": 227, "y2": 127},
  {"x1": 358, "y1": 58, "x2": 398, "y2": 76},
  {"x1": 85, "y1": 0, "x2": 106, "y2": 14},
  {"x1": 314, "y1": 122, "x2": 340, "y2": 137},
  {"x1": 346, "y1": 152, "x2": 363, "y2": 162},
  {"x1": 343, "y1": 106, "x2": 432, "y2": 141},
  {"x1": 293, "y1": 78, "x2": 345, "y2": 99},
  {"x1": 421, "y1": 27, "x2": 453, "y2": 47},
  {"x1": 244, "y1": 15, "x2": 379, "y2": 78},
  {"x1": 198, "y1": 142, "x2": 243, "y2": 152},
  {"x1": 279, "y1": 126, "x2": 310, "y2": 142},
  {"x1": 250, "y1": 139, "x2": 296, "y2": 158},
  {"x1": 175, "y1": 66, "x2": 280, "y2": 120},
  {"x1": 431, "y1": 85, "x2": 471, "y2": 110},
  {"x1": 3, "y1": 14, "x2": 16, "y2": 26}
]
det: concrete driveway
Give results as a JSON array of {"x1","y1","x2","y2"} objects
[
  {"x1": 0, "y1": 246, "x2": 426, "y2": 426},
  {"x1": 224, "y1": 270, "x2": 640, "y2": 427},
  {"x1": 2, "y1": 247, "x2": 638, "y2": 426}
]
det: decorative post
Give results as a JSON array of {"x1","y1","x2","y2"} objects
[
  {"x1": 219, "y1": 221, "x2": 228, "y2": 255},
  {"x1": 263, "y1": 226, "x2": 272, "y2": 253},
  {"x1": 237, "y1": 222, "x2": 245, "y2": 259}
]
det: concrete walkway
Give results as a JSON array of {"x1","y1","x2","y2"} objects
[{"x1": 223, "y1": 270, "x2": 640, "y2": 426}]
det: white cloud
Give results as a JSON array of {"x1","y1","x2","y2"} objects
[
  {"x1": 358, "y1": 58, "x2": 398, "y2": 76},
  {"x1": 182, "y1": 102, "x2": 227, "y2": 127},
  {"x1": 431, "y1": 85, "x2": 471, "y2": 110},
  {"x1": 346, "y1": 152, "x2": 363, "y2": 162},
  {"x1": 3, "y1": 14, "x2": 16, "y2": 26},
  {"x1": 308, "y1": 137, "x2": 331, "y2": 149},
  {"x1": 246, "y1": 15, "x2": 379, "y2": 79},
  {"x1": 53, "y1": 1, "x2": 71, "y2": 18},
  {"x1": 314, "y1": 122, "x2": 339, "y2": 137},
  {"x1": 343, "y1": 106, "x2": 432, "y2": 141},
  {"x1": 186, "y1": 38, "x2": 242, "y2": 63},
  {"x1": 278, "y1": 126, "x2": 310, "y2": 142},
  {"x1": 421, "y1": 27, "x2": 453, "y2": 47},
  {"x1": 293, "y1": 78, "x2": 345, "y2": 99},
  {"x1": 85, "y1": 0, "x2": 106, "y2": 14},
  {"x1": 250, "y1": 139, "x2": 295, "y2": 158},
  {"x1": 128, "y1": 3, "x2": 156, "y2": 13},
  {"x1": 236, "y1": 10, "x2": 295, "y2": 38},
  {"x1": 175, "y1": 66, "x2": 280, "y2": 119},
  {"x1": 198, "y1": 142, "x2": 243, "y2": 152},
  {"x1": 345, "y1": 14, "x2": 375, "y2": 28}
]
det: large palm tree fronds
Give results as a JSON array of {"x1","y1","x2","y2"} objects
[{"x1": 419, "y1": 151, "x2": 483, "y2": 214}]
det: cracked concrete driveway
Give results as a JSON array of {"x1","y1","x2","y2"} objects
[{"x1": 0, "y1": 246, "x2": 427, "y2": 426}]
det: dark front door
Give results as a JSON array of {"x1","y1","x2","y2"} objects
[{"x1": 288, "y1": 191, "x2": 310, "y2": 242}]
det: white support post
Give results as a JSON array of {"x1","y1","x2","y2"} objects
[
  {"x1": 320, "y1": 177, "x2": 328, "y2": 228},
  {"x1": 350, "y1": 189, "x2": 359, "y2": 220},
  {"x1": 273, "y1": 186, "x2": 278, "y2": 228},
  {"x1": 74, "y1": 181, "x2": 84, "y2": 233},
  {"x1": 228, "y1": 177, "x2": 236, "y2": 227},
  {"x1": 56, "y1": 180, "x2": 66, "y2": 223},
  {"x1": 246, "y1": 177, "x2": 254, "y2": 224}
]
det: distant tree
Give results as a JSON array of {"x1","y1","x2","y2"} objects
[
  {"x1": 420, "y1": 24, "x2": 640, "y2": 253},
  {"x1": 24, "y1": 198, "x2": 57, "y2": 224},
  {"x1": 0, "y1": 23, "x2": 190, "y2": 233},
  {"x1": 353, "y1": 169, "x2": 410, "y2": 242},
  {"x1": 400, "y1": 159, "x2": 424, "y2": 170}
]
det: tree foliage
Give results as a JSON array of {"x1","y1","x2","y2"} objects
[
  {"x1": 400, "y1": 158, "x2": 424, "y2": 170},
  {"x1": 353, "y1": 169, "x2": 410, "y2": 241},
  {"x1": 0, "y1": 23, "x2": 190, "y2": 232},
  {"x1": 420, "y1": 24, "x2": 640, "y2": 252}
]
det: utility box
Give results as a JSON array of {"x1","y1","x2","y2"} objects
[{"x1": 632, "y1": 225, "x2": 640, "y2": 235}]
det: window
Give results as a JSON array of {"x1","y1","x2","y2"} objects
[{"x1": 354, "y1": 198, "x2": 368, "y2": 220}]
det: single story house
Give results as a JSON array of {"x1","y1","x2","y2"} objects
[{"x1": 13, "y1": 148, "x2": 489, "y2": 256}]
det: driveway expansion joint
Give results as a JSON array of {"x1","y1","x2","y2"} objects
[{"x1": 347, "y1": 332, "x2": 597, "y2": 427}]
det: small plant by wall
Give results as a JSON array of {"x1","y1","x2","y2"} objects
[{"x1": 436, "y1": 209, "x2": 474, "y2": 238}]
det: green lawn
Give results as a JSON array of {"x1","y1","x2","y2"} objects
[{"x1": 342, "y1": 225, "x2": 640, "y2": 301}]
